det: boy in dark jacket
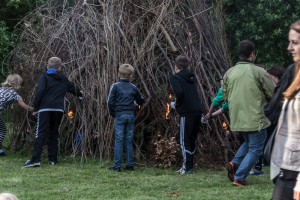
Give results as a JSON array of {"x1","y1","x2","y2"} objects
[
  {"x1": 170, "y1": 55, "x2": 203, "y2": 175},
  {"x1": 107, "y1": 63, "x2": 144, "y2": 172},
  {"x1": 23, "y1": 57, "x2": 83, "y2": 168}
]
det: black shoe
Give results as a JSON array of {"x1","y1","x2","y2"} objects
[
  {"x1": 22, "y1": 160, "x2": 41, "y2": 168},
  {"x1": 124, "y1": 166, "x2": 135, "y2": 171},
  {"x1": 108, "y1": 166, "x2": 121, "y2": 172},
  {"x1": 0, "y1": 151, "x2": 6, "y2": 157}
]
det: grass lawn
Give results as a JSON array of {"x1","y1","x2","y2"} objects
[{"x1": 0, "y1": 154, "x2": 274, "y2": 200}]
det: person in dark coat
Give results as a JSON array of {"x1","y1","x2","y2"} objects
[
  {"x1": 170, "y1": 55, "x2": 204, "y2": 175},
  {"x1": 23, "y1": 57, "x2": 83, "y2": 168}
]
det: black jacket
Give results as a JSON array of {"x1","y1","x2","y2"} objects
[
  {"x1": 170, "y1": 69, "x2": 203, "y2": 116},
  {"x1": 264, "y1": 64, "x2": 294, "y2": 124},
  {"x1": 33, "y1": 72, "x2": 82, "y2": 112},
  {"x1": 107, "y1": 79, "x2": 144, "y2": 118}
]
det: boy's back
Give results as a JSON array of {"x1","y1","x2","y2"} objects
[{"x1": 107, "y1": 80, "x2": 144, "y2": 118}]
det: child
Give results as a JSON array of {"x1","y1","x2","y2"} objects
[
  {"x1": 170, "y1": 55, "x2": 204, "y2": 175},
  {"x1": 107, "y1": 63, "x2": 144, "y2": 172},
  {"x1": 23, "y1": 57, "x2": 83, "y2": 168},
  {"x1": 0, "y1": 74, "x2": 34, "y2": 156},
  {"x1": 0, "y1": 192, "x2": 19, "y2": 200}
]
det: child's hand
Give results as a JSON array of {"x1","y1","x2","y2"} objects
[
  {"x1": 32, "y1": 112, "x2": 37, "y2": 116},
  {"x1": 27, "y1": 106, "x2": 34, "y2": 112},
  {"x1": 79, "y1": 91, "x2": 84, "y2": 100},
  {"x1": 204, "y1": 113, "x2": 211, "y2": 120},
  {"x1": 170, "y1": 102, "x2": 176, "y2": 109}
]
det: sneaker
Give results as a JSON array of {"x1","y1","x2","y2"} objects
[
  {"x1": 0, "y1": 151, "x2": 6, "y2": 157},
  {"x1": 249, "y1": 168, "x2": 264, "y2": 176},
  {"x1": 48, "y1": 161, "x2": 57, "y2": 166},
  {"x1": 233, "y1": 179, "x2": 247, "y2": 186},
  {"x1": 108, "y1": 166, "x2": 121, "y2": 172},
  {"x1": 23, "y1": 160, "x2": 41, "y2": 168},
  {"x1": 176, "y1": 168, "x2": 191, "y2": 175},
  {"x1": 226, "y1": 162, "x2": 237, "y2": 182},
  {"x1": 124, "y1": 166, "x2": 135, "y2": 171}
]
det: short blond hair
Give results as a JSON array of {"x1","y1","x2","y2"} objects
[
  {"x1": 118, "y1": 64, "x2": 134, "y2": 79},
  {"x1": 47, "y1": 57, "x2": 62, "y2": 69},
  {"x1": 0, "y1": 193, "x2": 19, "y2": 200},
  {"x1": 2, "y1": 74, "x2": 23, "y2": 90}
]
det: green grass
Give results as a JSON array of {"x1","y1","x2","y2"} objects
[{"x1": 0, "y1": 154, "x2": 274, "y2": 200}]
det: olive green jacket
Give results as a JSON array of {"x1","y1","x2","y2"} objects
[{"x1": 222, "y1": 61, "x2": 275, "y2": 132}]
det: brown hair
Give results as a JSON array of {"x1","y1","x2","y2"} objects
[
  {"x1": 47, "y1": 57, "x2": 62, "y2": 69},
  {"x1": 2, "y1": 74, "x2": 23, "y2": 90},
  {"x1": 118, "y1": 64, "x2": 134, "y2": 79},
  {"x1": 267, "y1": 66, "x2": 285, "y2": 80},
  {"x1": 175, "y1": 55, "x2": 190, "y2": 70}
]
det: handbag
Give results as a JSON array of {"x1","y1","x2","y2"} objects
[{"x1": 263, "y1": 126, "x2": 277, "y2": 165}]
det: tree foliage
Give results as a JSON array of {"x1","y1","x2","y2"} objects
[
  {"x1": 0, "y1": 0, "x2": 44, "y2": 75},
  {"x1": 223, "y1": 0, "x2": 300, "y2": 67}
]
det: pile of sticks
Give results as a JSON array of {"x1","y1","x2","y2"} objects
[{"x1": 3, "y1": 0, "x2": 237, "y2": 166}]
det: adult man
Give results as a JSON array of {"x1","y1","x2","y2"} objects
[{"x1": 222, "y1": 40, "x2": 274, "y2": 186}]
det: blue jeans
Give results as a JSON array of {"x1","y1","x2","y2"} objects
[
  {"x1": 113, "y1": 114, "x2": 135, "y2": 168},
  {"x1": 232, "y1": 128, "x2": 267, "y2": 181}
]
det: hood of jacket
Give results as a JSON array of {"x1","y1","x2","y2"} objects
[
  {"x1": 176, "y1": 69, "x2": 195, "y2": 83},
  {"x1": 46, "y1": 69, "x2": 64, "y2": 80}
]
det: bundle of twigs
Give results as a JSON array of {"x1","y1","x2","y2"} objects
[{"x1": 2, "y1": 0, "x2": 237, "y2": 167}]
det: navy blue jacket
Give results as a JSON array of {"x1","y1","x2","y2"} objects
[
  {"x1": 33, "y1": 71, "x2": 82, "y2": 112},
  {"x1": 107, "y1": 79, "x2": 144, "y2": 118},
  {"x1": 170, "y1": 69, "x2": 203, "y2": 116},
  {"x1": 264, "y1": 64, "x2": 294, "y2": 124}
]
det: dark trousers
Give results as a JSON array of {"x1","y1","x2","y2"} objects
[
  {"x1": 179, "y1": 115, "x2": 201, "y2": 171},
  {"x1": 272, "y1": 169, "x2": 299, "y2": 200},
  {"x1": 0, "y1": 112, "x2": 7, "y2": 148},
  {"x1": 32, "y1": 111, "x2": 63, "y2": 162}
]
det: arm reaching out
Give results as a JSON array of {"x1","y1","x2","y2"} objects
[{"x1": 18, "y1": 99, "x2": 34, "y2": 112}]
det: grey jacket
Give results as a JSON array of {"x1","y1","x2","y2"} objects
[{"x1": 271, "y1": 90, "x2": 300, "y2": 172}]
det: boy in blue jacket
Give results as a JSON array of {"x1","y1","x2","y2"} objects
[{"x1": 107, "y1": 64, "x2": 144, "y2": 172}]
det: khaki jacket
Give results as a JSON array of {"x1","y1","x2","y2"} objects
[
  {"x1": 223, "y1": 61, "x2": 274, "y2": 132},
  {"x1": 272, "y1": 91, "x2": 300, "y2": 171}
]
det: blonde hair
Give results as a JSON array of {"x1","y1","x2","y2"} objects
[
  {"x1": 0, "y1": 193, "x2": 19, "y2": 200},
  {"x1": 118, "y1": 64, "x2": 134, "y2": 79},
  {"x1": 47, "y1": 57, "x2": 62, "y2": 69},
  {"x1": 2, "y1": 74, "x2": 23, "y2": 90}
]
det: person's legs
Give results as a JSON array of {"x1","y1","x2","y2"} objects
[
  {"x1": 234, "y1": 129, "x2": 267, "y2": 182},
  {"x1": 124, "y1": 114, "x2": 135, "y2": 168},
  {"x1": 0, "y1": 112, "x2": 7, "y2": 156},
  {"x1": 179, "y1": 116, "x2": 199, "y2": 172},
  {"x1": 232, "y1": 134, "x2": 248, "y2": 166},
  {"x1": 113, "y1": 115, "x2": 125, "y2": 169},
  {"x1": 48, "y1": 111, "x2": 63, "y2": 163},
  {"x1": 272, "y1": 169, "x2": 298, "y2": 200},
  {"x1": 31, "y1": 112, "x2": 50, "y2": 163}
]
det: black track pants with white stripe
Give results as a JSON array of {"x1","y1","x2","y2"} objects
[
  {"x1": 31, "y1": 111, "x2": 63, "y2": 163},
  {"x1": 179, "y1": 115, "x2": 201, "y2": 171}
]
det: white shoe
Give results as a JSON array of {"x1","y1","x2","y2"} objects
[{"x1": 176, "y1": 168, "x2": 191, "y2": 175}]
